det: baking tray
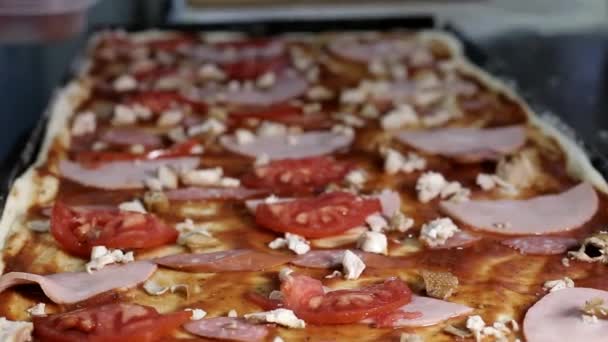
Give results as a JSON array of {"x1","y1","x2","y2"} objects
[{"x1": 2, "y1": 19, "x2": 607, "y2": 214}]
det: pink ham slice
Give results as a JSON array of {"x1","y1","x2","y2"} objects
[
  {"x1": 291, "y1": 250, "x2": 414, "y2": 269},
  {"x1": 365, "y1": 295, "x2": 473, "y2": 328},
  {"x1": 501, "y1": 236, "x2": 578, "y2": 255},
  {"x1": 99, "y1": 128, "x2": 163, "y2": 148},
  {"x1": 396, "y1": 125, "x2": 526, "y2": 161},
  {"x1": 328, "y1": 37, "x2": 414, "y2": 63},
  {"x1": 0, "y1": 261, "x2": 156, "y2": 304},
  {"x1": 154, "y1": 249, "x2": 293, "y2": 272},
  {"x1": 59, "y1": 157, "x2": 199, "y2": 190},
  {"x1": 440, "y1": 183, "x2": 598, "y2": 235},
  {"x1": 165, "y1": 187, "x2": 268, "y2": 201},
  {"x1": 184, "y1": 317, "x2": 268, "y2": 342},
  {"x1": 431, "y1": 230, "x2": 482, "y2": 250},
  {"x1": 193, "y1": 40, "x2": 284, "y2": 64},
  {"x1": 220, "y1": 131, "x2": 353, "y2": 160},
  {"x1": 524, "y1": 287, "x2": 608, "y2": 342}
]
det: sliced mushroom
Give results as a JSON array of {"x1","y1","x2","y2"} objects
[
  {"x1": 568, "y1": 232, "x2": 608, "y2": 263},
  {"x1": 496, "y1": 148, "x2": 541, "y2": 189},
  {"x1": 421, "y1": 269, "x2": 459, "y2": 299},
  {"x1": 581, "y1": 297, "x2": 608, "y2": 319}
]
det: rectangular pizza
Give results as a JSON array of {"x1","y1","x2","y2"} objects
[{"x1": 0, "y1": 29, "x2": 606, "y2": 342}]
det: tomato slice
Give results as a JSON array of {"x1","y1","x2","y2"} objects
[
  {"x1": 255, "y1": 192, "x2": 381, "y2": 238},
  {"x1": 75, "y1": 138, "x2": 201, "y2": 165},
  {"x1": 51, "y1": 202, "x2": 178, "y2": 257},
  {"x1": 281, "y1": 275, "x2": 412, "y2": 325},
  {"x1": 230, "y1": 103, "x2": 330, "y2": 129},
  {"x1": 244, "y1": 292, "x2": 284, "y2": 310},
  {"x1": 146, "y1": 35, "x2": 196, "y2": 52},
  {"x1": 127, "y1": 91, "x2": 206, "y2": 114},
  {"x1": 242, "y1": 156, "x2": 352, "y2": 194},
  {"x1": 33, "y1": 303, "x2": 190, "y2": 342},
  {"x1": 221, "y1": 55, "x2": 288, "y2": 80}
]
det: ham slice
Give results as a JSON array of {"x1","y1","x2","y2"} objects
[
  {"x1": 220, "y1": 131, "x2": 353, "y2": 160},
  {"x1": 375, "y1": 189, "x2": 401, "y2": 217},
  {"x1": 291, "y1": 250, "x2": 413, "y2": 269},
  {"x1": 59, "y1": 157, "x2": 199, "y2": 190},
  {"x1": 99, "y1": 128, "x2": 162, "y2": 148},
  {"x1": 431, "y1": 230, "x2": 482, "y2": 250},
  {"x1": 502, "y1": 236, "x2": 578, "y2": 255},
  {"x1": 225, "y1": 72, "x2": 308, "y2": 107},
  {"x1": 0, "y1": 261, "x2": 156, "y2": 304},
  {"x1": 154, "y1": 249, "x2": 293, "y2": 272},
  {"x1": 440, "y1": 183, "x2": 598, "y2": 235},
  {"x1": 396, "y1": 125, "x2": 526, "y2": 161},
  {"x1": 192, "y1": 40, "x2": 284, "y2": 64},
  {"x1": 524, "y1": 287, "x2": 608, "y2": 342},
  {"x1": 367, "y1": 295, "x2": 473, "y2": 327},
  {"x1": 165, "y1": 187, "x2": 267, "y2": 201},
  {"x1": 328, "y1": 37, "x2": 414, "y2": 63},
  {"x1": 184, "y1": 317, "x2": 268, "y2": 342}
]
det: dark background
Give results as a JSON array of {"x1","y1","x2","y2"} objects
[{"x1": 1, "y1": 0, "x2": 607, "y2": 178}]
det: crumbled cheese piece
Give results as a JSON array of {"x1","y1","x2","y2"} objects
[
  {"x1": 381, "y1": 104, "x2": 418, "y2": 130},
  {"x1": 345, "y1": 169, "x2": 367, "y2": 188},
  {"x1": 188, "y1": 118, "x2": 226, "y2": 136},
  {"x1": 582, "y1": 314, "x2": 598, "y2": 324},
  {"x1": 245, "y1": 309, "x2": 306, "y2": 329},
  {"x1": 390, "y1": 64, "x2": 408, "y2": 80},
  {"x1": 466, "y1": 315, "x2": 486, "y2": 342},
  {"x1": 365, "y1": 213, "x2": 388, "y2": 232},
  {"x1": 129, "y1": 144, "x2": 145, "y2": 154},
  {"x1": 158, "y1": 165, "x2": 178, "y2": 189},
  {"x1": 27, "y1": 220, "x2": 50, "y2": 233},
  {"x1": 255, "y1": 153, "x2": 270, "y2": 166},
  {"x1": 384, "y1": 149, "x2": 426, "y2": 174},
  {"x1": 360, "y1": 104, "x2": 380, "y2": 119},
  {"x1": 325, "y1": 270, "x2": 342, "y2": 279},
  {"x1": 186, "y1": 308, "x2": 207, "y2": 320},
  {"x1": 421, "y1": 109, "x2": 452, "y2": 127},
  {"x1": 389, "y1": 211, "x2": 414, "y2": 232},
  {"x1": 331, "y1": 124, "x2": 355, "y2": 137},
  {"x1": 413, "y1": 89, "x2": 443, "y2": 108},
  {"x1": 26, "y1": 303, "x2": 46, "y2": 317},
  {"x1": 268, "y1": 233, "x2": 311, "y2": 255},
  {"x1": 340, "y1": 87, "x2": 367, "y2": 104},
  {"x1": 167, "y1": 126, "x2": 187, "y2": 143},
  {"x1": 268, "y1": 290, "x2": 284, "y2": 301},
  {"x1": 302, "y1": 102, "x2": 322, "y2": 114},
  {"x1": 257, "y1": 121, "x2": 288, "y2": 137},
  {"x1": 175, "y1": 218, "x2": 211, "y2": 245},
  {"x1": 357, "y1": 231, "x2": 388, "y2": 255},
  {"x1": 476, "y1": 173, "x2": 517, "y2": 194},
  {"x1": 543, "y1": 277, "x2": 574, "y2": 292},
  {"x1": 112, "y1": 104, "x2": 137, "y2": 126},
  {"x1": 336, "y1": 113, "x2": 365, "y2": 128},
  {"x1": 157, "y1": 109, "x2": 183, "y2": 127},
  {"x1": 85, "y1": 246, "x2": 134, "y2": 273},
  {"x1": 272, "y1": 336, "x2": 285, "y2": 342},
  {"x1": 180, "y1": 167, "x2": 223, "y2": 186},
  {"x1": 279, "y1": 267, "x2": 294, "y2": 282},
  {"x1": 440, "y1": 181, "x2": 470, "y2": 203},
  {"x1": 118, "y1": 199, "x2": 147, "y2": 213},
  {"x1": 562, "y1": 257, "x2": 571, "y2": 267},
  {"x1": 219, "y1": 177, "x2": 241, "y2": 187},
  {"x1": 113, "y1": 74, "x2": 137, "y2": 92},
  {"x1": 71, "y1": 111, "x2": 96, "y2": 136},
  {"x1": 198, "y1": 63, "x2": 226, "y2": 81},
  {"x1": 307, "y1": 86, "x2": 333, "y2": 101},
  {"x1": 144, "y1": 177, "x2": 163, "y2": 192},
  {"x1": 306, "y1": 66, "x2": 320, "y2": 82},
  {"x1": 235, "y1": 129, "x2": 256, "y2": 145},
  {"x1": 368, "y1": 59, "x2": 387, "y2": 76},
  {"x1": 287, "y1": 134, "x2": 299, "y2": 146},
  {"x1": 0, "y1": 317, "x2": 33, "y2": 342},
  {"x1": 420, "y1": 218, "x2": 459, "y2": 247},
  {"x1": 256, "y1": 72, "x2": 276, "y2": 89},
  {"x1": 228, "y1": 309, "x2": 238, "y2": 318},
  {"x1": 342, "y1": 250, "x2": 366, "y2": 280},
  {"x1": 92, "y1": 141, "x2": 108, "y2": 151},
  {"x1": 416, "y1": 172, "x2": 447, "y2": 203},
  {"x1": 400, "y1": 333, "x2": 423, "y2": 342}
]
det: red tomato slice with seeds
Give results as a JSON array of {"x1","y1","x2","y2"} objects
[
  {"x1": 127, "y1": 91, "x2": 206, "y2": 114},
  {"x1": 281, "y1": 275, "x2": 412, "y2": 325},
  {"x1": 221, "y1": 55, "x2": 289, "y2": 80},
  {"x1": 33, "y1": 303, "x2": 190, "y2": 342},
  {"x1": 255, "y1": 192, "x2": 380, "y2": 238},
  {"x1": 230, "y1": 103, "x2": 330, "y2": 129},
  {"x1": 51, "y1": 202, "x2": 178, "y2": 257},
  {"x1": 242, "y1": 156, "x2": 352, "y2": 194}
]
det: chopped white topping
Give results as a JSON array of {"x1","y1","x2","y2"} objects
[
  {"x1": 466, "y1": 315, "x2": 486, "y2": 342},
  {"x1": 365, "y1": 213, "x2": 388, "y2": 232},
  {"x1": 245, "y1": 309, "x2": 306, "y2": 329},
  {"x1": 543, "y1": 277, "x2": 574, "y2": 292},
  {"x1": 157, "y1": 165, "x2": 178, "y2": 189},
  {"x1": 268, "y1": 291, "x2": 284, "y2": 301},
  {"x1": 255, "y1": 153, "x2": 270, "y2": 166},
  {"x1": 287, "y1": 134, "x2": 299, "y2": 146},
  {"x1": 92, "y1": 141, "x2": 108, "y2": 151},
  {"x1": 118, "y1": 199, "x2": 147, "y2": 213},
  {"x1": 144, "y1": 177, "x2": 163, "y2": 192},
  {"x1": 268, "y1": 233, "x2": 310, "y2": 255},
  {"x1": 302, "y1": 102, "x2": 322, "y2": 114},
  {"x1": 413, "y1": 89, "x2": 443, "y2": 107},
  {"x1": 235, "y1": 129, "x2": 256, "y2": 145},
  {"x1": 440, "y1": 181, "x2": 470, "y2": 203},
  {"x1": 331, "y1": 124, "x2": 355, "y2": 137},
  {"x1": 85, "y1": 246, "x2": 134, "y2": 273},
  {"x1": 257, "y1": 72, "x2": 276, "y2": 89},
  {"x1": 420, "y1": 218, "x2": 459, "y2": 247},
  {"x1": 389, "y1": 211, "x2": 415, "y2": 233},
  {"x1": 198, "y1": 63, "x2": 226, "y2": 81},
  {"x1": 381, "y1": 104, "x2": 418, "y2": 130},
  {"x1": 368, "y1": 59, "x2": 387, "y2": 76},
  {"x1": 562, "y1": 257, "x2": 571, "y2": 267},
  {"x1": 272, "y1": 336, "x2": 285, "y2": 342},
  {"x1": 582, "y1": 314, "x2": 599, "y2": 324},
  {"x1": 27, "y1": 220, "x2": 50, "y2": 233},
  {"x1": 476, "y1": 173, "x2": 517, "y2": 194},
  {"x1": 390, "y1": 64, "x2": 408, "y2": 80},
  {"x1": 416, "y1": 172, "x2": 447, "y2": 203},
  {"x1": 415, "y1": 71, "x2": 441, "y2": 89},
  {"x1": 219, "y1": 177, "x2": 241, "y2": 187},
  {"x1": 336, "y1": 113, "x2": 365, "y2": 128},
  {"x1": 359, "y1": 104, "x2": 380, "y2": 119},
  {"x1": 129, "y1": 144, "x2": 145, "y2": 154},
  {"x1": 422, "y1": 108, "x2": 452, "y2": 128},
  {"x1": 167, "y1": 126, "x2": 187, "y2": 143},
  {"x1": 180, "y1": 167, "x2": 223, "y2": 186},
  {"x1": 228, "y1": 309, "x2": 238, "y2": 318},
  {"x1": 157, "y1": 109, "x2": 183, "y2": 127},
  {"x1": 325, "y1": 270, "x2": 342, "y2": 279},
  {"x1": 188, "y1": 118, "x2": 226, "y2": 136},
  {"x1": 186, "y1": 308, "x2": 207, "y2": 320},
  {"x1": 113, "y1": 74, "x2": 137, "y2": 92},
  {"x1": 257, "y1": 121, "x2": 288, "y2": 137},
  {"x1": 26, "y1": 303, "x2": 46, "y2": 317},
  {"x1": 71, "y1": 111, "x2": 96, "y2": 136},
  {"x1": 340, "y1": 87, "x2": 367, "y2": 104},
  {"x1": 307, "y1": 86, "x2": 333, "y2": 101},
  {"x1": 190, "y1": 144, "x2": 205, "y2": 154},
  {"x1": 176, "y1": 218, "x2": 211, "y2": 245},
  {"x1": 112, "y1": 104, "x2": 138, "y2": 126},
  {"x1": 279, "y1": 267, "x2": 294, "y2": 282},
  {"x1": 357, "y1": 231, "x2": 388, "y2": 255},
  {"x1": 384, "y1": 149, "x2": 426, "y2": 175},
  {"x1": 342, "y1": 250, "x2": 366, "y2": 280},
  {"x1": 345, "y1": 169, "x2": 367, "y2": 188},
  {"x1": 0, "y1": 317, "x2": 33, "y2": 342}
]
